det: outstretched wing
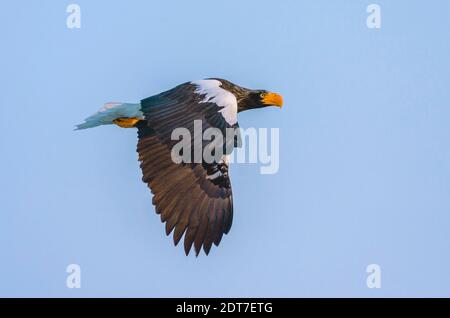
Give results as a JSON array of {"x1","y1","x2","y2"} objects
[{"x1": 137, "y1": 81, "x2": 238, "y2": 255}]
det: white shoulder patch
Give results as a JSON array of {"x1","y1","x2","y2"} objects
[{"x1": 191, "y1": 79, "x2": 238, "y2": 126}]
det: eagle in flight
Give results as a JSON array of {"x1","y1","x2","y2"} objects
[{"x1": 77, "y1": 79, "x2": 283, "y2": 255}]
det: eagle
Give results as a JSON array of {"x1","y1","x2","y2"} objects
[{"x1": 76, "y1": 79, "x2": 283, "y2": 256}]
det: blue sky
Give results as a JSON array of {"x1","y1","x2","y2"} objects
[{"x1": 1, "y1": 0, "x2": 450, "y2": 297}]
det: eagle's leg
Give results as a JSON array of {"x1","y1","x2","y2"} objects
[{"x1": 113, "y1": 118, "x2": 142, "y2": 128}]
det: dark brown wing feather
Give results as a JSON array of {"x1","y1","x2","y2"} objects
[{"x1": 136, "y1": 83, "x2": 235, "y2": 256}]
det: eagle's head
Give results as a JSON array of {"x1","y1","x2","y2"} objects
[
  {"x1": 213, "y1": 78, "x2": 283, "y2": 112},
  {"x1": 237, "y1": 90, "x2": 284, "y2": 112}
]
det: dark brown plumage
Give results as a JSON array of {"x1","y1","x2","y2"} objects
[{"x1": 137, "y1": 83, "x2": 235, "y2": 256}]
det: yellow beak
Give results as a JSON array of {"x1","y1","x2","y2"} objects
[{"x1": 262, "y1": 92, "x2": 283, "y2": 108}]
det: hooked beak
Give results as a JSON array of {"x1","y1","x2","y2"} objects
[{"x1": 262, "y1": 92, "x2": 283, "y2": 108}]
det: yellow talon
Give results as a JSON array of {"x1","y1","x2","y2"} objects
[{"x1": 113, "y1": 118, "x2": 142, "y2": 128}]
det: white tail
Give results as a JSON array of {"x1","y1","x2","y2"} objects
[{"x1": 75, "y1": 102, "x2": 143, "y2": 130}]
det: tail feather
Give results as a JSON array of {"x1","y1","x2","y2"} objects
[{"x1": 75, "y1": 102, "x2": 143, "y2": 130}]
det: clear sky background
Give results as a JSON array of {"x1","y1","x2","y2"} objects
[{"x1": 1, "y1": 0, "x2": 450, "y2": 297}]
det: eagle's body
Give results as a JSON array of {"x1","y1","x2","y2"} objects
[{"x1": 77, "y1": 79, "x2": 282, "y2": 255}]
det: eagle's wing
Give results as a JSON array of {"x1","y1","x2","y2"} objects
[{"x1": 137, "y1": 81, "x2": 238, "y2": 255}]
